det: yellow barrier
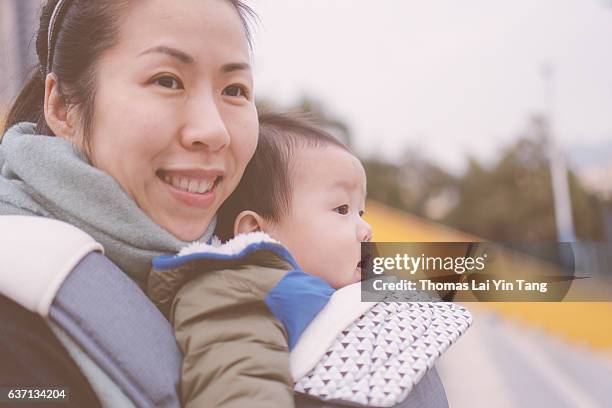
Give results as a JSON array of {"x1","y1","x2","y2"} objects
[{"x1": 364, "y1": 199, "x2": 612, "y2": 350}]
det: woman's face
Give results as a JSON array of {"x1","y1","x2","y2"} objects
[{"x1": 85, "y1": 0, "x2": 258, "y2": 241}]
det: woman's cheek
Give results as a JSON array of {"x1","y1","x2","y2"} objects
[{"x1": 231, "y1": 117, "x2": 259, "y2": 172}]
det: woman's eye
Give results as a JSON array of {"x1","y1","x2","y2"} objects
[
  {"x1": 154, "y1": 75, "x2": 183, "y2": 90},
  {"x1": 334, "y1": 205, "x2": 349, "y2": 215},
  {"x1": 222, "y1": 84, "x2": 248, "y2": 99}
]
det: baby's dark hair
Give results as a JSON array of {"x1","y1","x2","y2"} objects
[{"x1": 215, "y1": 111, "x2": 350, "y2": 241}]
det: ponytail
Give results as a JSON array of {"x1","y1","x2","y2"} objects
[{"x1": 2, "y1": 68, "x2": 52, "y2": 136}]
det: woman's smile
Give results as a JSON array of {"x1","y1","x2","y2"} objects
[{"x1": 157, "y1": 168, "x2": 223, "y2": 209}]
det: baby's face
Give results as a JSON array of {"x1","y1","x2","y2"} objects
[{"x1": 266, "y1": 146, "x2": 372, "y2": 288}]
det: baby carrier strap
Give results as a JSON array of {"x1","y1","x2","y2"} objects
[
  {"x1": 49, "y1": 251, "x2": 182, "y2": 408},
  {"x1": 0, "y1": 216, "x2": 182, "y2": 407}
]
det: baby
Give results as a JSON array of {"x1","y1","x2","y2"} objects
[
  {"x1": 216, "y1": 111, "x2": 372, "y2": 288},
  {"x1": 148, "y1": 112, "x2": 372, "y2": 408}
]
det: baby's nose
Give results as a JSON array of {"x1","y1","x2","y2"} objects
[{"x1": 358, "y1": 220, "x2": 373, "y2": 242}]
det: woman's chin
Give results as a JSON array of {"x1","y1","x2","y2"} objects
[
  {"x1": 156, "y1": 216, "x2": 213, "y2": 242},
  {"x1": 145, "y1": 184, "x2": 216, "y2": 241},
  {"x1": 179, "y1": 224, "x2": 211, "y2": 242}
]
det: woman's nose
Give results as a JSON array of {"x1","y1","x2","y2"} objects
[
  {"x1": 180, "y1": 98, "x2": 230, "y2": 152},
  {"x1": 358, "y1": 219, "x2": 373, "y2": 242}
]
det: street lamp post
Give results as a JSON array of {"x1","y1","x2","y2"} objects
[{"x1": 541, "y1": 62, "x2": 576, "y2": 242}]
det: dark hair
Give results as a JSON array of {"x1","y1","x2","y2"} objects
[
  {"x1": 2, "y1": 0, "x2": 255, "y2": 155},
  {"x1": 215, "y1": 111, "x2": 351, "y2": 241}
]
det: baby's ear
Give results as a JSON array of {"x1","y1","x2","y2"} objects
[{"x1": 234, "y1": 211, "x2": 266, "y2": 236}]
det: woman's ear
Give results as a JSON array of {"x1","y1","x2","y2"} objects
[
  {"x1": 234, "y1": 211, "x2": 266, "y2": 236},
  {"x1": 43, "y1": 73, "x2": 79, "y2": 142}
]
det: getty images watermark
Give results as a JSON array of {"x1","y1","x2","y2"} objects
[{"x1": 359, "y1": 242, "x2": 612, "y2": 302}]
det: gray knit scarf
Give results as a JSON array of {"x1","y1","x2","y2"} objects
[{"x1": 0, "y1": 122, "x2": 216, "y2": 286}]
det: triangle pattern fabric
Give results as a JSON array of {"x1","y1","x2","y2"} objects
[{"x1": 294, "y1": 301, "x2": 472, "y2": 407}]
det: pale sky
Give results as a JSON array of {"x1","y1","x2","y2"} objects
[{"x1": 249, "y1": 0, "x2": 612, "y2": 173}]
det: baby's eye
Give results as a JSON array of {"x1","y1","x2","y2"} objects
[
  {"x1": 154, "y1": 75, "x2": 183, "y2": 90},
  {"x1": 222, "y1": 84, "x2": 249, "y2": 99},
  {"x1": 334, "y1": 204, "x2": 349, "y2": 215},
  {"x1": 359, "y1": 210, "x2": 365, "y2": 217}
]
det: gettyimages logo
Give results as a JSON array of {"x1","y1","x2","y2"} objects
[
  {"x1": 371, "y1": 252, "x2": 487, "y2": 275},
  {"x1": 360, "y1": 242, "x2": 611, "y2": 302}
]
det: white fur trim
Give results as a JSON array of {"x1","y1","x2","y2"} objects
[
  {"x1": 0, "y1": 216, "x2": 103, "y2": 316},
  {"x1": 290, "y1": 282, "x2": 377, "y2": 380},
  {"x1": 178, "y1": 231, "x2": 280, "y2": 257}
]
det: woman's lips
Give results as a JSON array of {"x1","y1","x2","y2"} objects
[{"x1": 164, "y1": 181, "x2": 217, "y2": 208}]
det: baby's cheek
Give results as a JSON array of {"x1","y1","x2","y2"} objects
[
  {"x1": 338, "y1": 269, "x2": 360, "y2": 289},
  {"x1": 302, "y1": 260, "x2": 335, "y2": 286},
  {"x1": 324, "y1": 264, "x2": 355, "y2": 289}
]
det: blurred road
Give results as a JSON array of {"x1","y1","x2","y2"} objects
[{"x1": 437, "y1": 308, "x2": 612, "y2": 408}]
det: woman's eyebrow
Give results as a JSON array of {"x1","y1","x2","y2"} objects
[
  {"x1": 138, "y1": 47, "x2": 250, "y2": 74},
  {"x1": 139, "y1": 46, "x2": 193, "y2": 64},
  {"x1": 221, "y1": 62, "x2": 251, "y2": 74}
]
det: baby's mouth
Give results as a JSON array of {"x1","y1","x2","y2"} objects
[
  {"x1": 357, "y1": 254, "x2": 372, "y2": 275},
  {"x1": 156, "y1": 170, "x2": 222, "y2": 195}
]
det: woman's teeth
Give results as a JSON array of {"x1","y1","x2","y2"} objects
[{"x1": 163, "y1": 175, "x2": 215, "y2": 194}]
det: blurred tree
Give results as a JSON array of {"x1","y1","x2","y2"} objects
[
  {"x1": 362, "y1": 151, "x2": 456, "y2": 219},
  {"x1": 361, "y1": 158, "x2": 404, "y2": 210},
  {"x1": 443, "y1": 115, "x2": 605, "y2": 241}
]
